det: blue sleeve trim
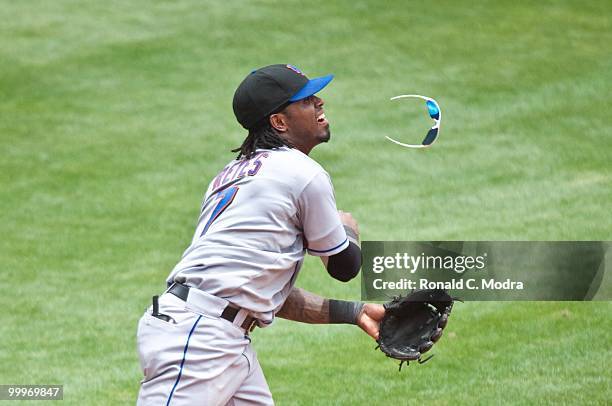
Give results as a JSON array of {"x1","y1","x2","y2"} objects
[
  {"x1": 308, "y1": 238, "x2": 348, "y2": 254},
  {"x1": 166, "y1": 315, "x2": 203, "y2": 405}
]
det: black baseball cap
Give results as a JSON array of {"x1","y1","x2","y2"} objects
[{"x1": 232, "y1": 64, "x2": 334, "y2": 130}]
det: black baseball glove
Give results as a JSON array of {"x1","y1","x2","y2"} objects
[{"x1": 376, "y1": 289, "x2": 457, "y2": 370}]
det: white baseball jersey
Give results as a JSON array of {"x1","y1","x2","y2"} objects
[{"x1": 166, "y1": 147, "x2": 348, "y2": 325}]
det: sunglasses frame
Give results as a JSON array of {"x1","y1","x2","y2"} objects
[{"x1": 386, "y1": 94, "x2": 442, "y2": 149}]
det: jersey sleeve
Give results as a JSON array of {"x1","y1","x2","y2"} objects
[{"x1": 297, "y1": 171, "x2": 349, "y2": 257}]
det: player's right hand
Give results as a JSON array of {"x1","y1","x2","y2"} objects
[{"x1": 338, "y1": 210, "x2": 359, "y2": 239}]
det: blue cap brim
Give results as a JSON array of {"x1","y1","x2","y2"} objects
[{"x1": 289, "y1": 74, "x2": 334, "y2": 102}]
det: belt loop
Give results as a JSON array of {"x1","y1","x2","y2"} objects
[{"x1": 233, "y1": 308, "x2": 249, "y2": 327}]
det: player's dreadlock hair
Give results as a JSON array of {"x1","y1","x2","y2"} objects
[{"x1": 232, "y1": 120, "x2": 294, "y2": 160}]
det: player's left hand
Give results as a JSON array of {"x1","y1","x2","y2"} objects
[{"x1": 357, "y1": 303, "x2": 385, "y2": 340}]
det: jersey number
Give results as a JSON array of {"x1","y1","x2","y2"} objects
[{"x1": 200, "y1": 186, "x2": 239, "y2": 237}]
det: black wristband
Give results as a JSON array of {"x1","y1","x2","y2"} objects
[{"x1": 329, "y1": 299, "x2": 364, "y2": 325}]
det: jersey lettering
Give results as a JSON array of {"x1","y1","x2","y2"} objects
[
  {"x1": 248, "y1": 153, "x2": 268, "y2": 176},
  {"x1": 211, "y1": 152, "x2": 269, "y2": 190}
]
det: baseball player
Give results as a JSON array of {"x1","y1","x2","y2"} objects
[{"x1": 136, "y1": 64, "x2": 385, "y2": 405}]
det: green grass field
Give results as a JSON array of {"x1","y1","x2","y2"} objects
[{"x1": 1, "y1": 0, "x2": 611, "y2": 404}]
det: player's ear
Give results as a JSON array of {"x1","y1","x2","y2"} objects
[{"x1": 269, "y1": 113, "x2": 288, "y2": 133}]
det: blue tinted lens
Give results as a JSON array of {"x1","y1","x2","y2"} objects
[
  {"x1": 422, "y1": 128, "x2": 439, "y2": 145},
  {"x1": 426, "y1": 100, "x2": 440, "y2": 120}
]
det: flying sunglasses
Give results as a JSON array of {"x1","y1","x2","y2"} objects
[{"x1": 386, "y1": 94, "x2": 441, "y2": 149}]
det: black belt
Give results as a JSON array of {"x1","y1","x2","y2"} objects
[{"x1": 167, "y1": 282, "x2": 257, "y2": 332}]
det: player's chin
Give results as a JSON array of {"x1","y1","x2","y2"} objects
[{"x1": 318, "y1": 127, "x2": 331, "y2": 143}]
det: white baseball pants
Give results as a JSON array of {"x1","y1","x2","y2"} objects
[{"x1": 136, "y1": 290, "x2": 273, "y2": 405}]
